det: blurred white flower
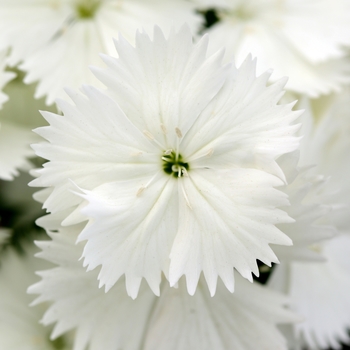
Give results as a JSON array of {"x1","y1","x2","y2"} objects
[
  {"x1": 204, "y1": 0, "x2": 350, "y2": 97},
  {"x1": 269, "y1": 234, "x2": 350, "y2": 350},
  {"x1": 299, "y1": 90, "x2": 350, "y2": 234},
  {"x1": 268, "y1": 92, "x2": 350, "y2": 349},
  {"x1": 29, "y1": 225, "x2": 300, "y2": 350},
  {"x1": 0, "y1": 122, "x2": 37, "y2": 180},
  {"x1": 0, "y1": 0, "x2": 200, "y2": 105},
  {"x1": 31, "y1": 26, "x2": 302, "y2": 298},
  {"x1": 0, "y1": 49, "x2": 15, "y2": 108},
  {"x1": 0, "y1": 74, "x2": 55, "y2": 180},
  {"x1": 271, "y1": 152, "x2": 337, "y2": 262},
  {"x1": 0, "y1": 243, "x2": 71, "y2": 350}
]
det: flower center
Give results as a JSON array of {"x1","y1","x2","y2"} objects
[
  {"x1": 162, "y1": 150, "x2": 189, "y2": 178},
  {"x1": 75, "y1": 0, "x2": 101, "y2": 19}
]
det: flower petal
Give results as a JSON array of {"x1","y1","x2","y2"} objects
[
  {"x1": 77, "y1": 175, "x2": 178, "y2": 298},
  {"x1": 169, "y1": 168, "x2": 293, "y2": 295}
]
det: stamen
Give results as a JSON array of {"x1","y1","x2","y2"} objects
[
  {"x1": 160, "y1": 123, "x2": 167, "y2": 134},
  {"x1": 143, "y1": 129, "x2": 165, "y2": 149},
  {"x1": 162, "y1": 150, "x2": 189, "y2": 178},
  {"x1": 143, "y1": 130, "x2": 155, "y2": 140},
  {"x1": 171, "y1": 165, "x2": 182, "y2": 178},
  {"x1": 187, "y1": 148, "x2": 214, "y2": 162},
  {"x1": 175, "y1": 127, "x2": 182, "y2": 162},
  {"x1": 206, "y1": 148, "x2": 214, "y2": 157},
  {"x1": 130, "y1": 151, "x2": 143, "y2": 157},
  {"x1": 136, "y1": 186, "x2": 145, "y2": 197},
  {"x1": 181, "y1": 184, "x2": 192, "y2": 209},
  {"x1": 136, "y1": 172, "x2": 162, "y2": 197},
  {"x1": 175, "y1": 127, "x2": 182, "y2": 138}
]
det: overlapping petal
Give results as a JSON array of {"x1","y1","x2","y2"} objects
[
  {"x1": 29, "y1": 225, "x2": 299, "y2": 350},
  {"x1": 31, "y1": 85, "x2": 159, "y2": 213},
  {"x1": 93, "y1": 26, "x2": 229, "y2": 145},
  {"x1": 76, "y1": 176, "x2": 178, "y2": 298},
  {"x1": 169, "y1": 168, "x2": 292, "y2": 295}
]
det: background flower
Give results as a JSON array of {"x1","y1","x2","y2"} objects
[
  {"x1": 0, "y1": 242, "x2": 71, "y2": 350},
  {"x1": 267, "y1": 92, "x2": 350, "y2": 349},
  {"x1": 29, "y1": 224, "x2": 300, "y2": 350},
  {"x1": 0, "y1": 0, "x2": 200, "y2": 105},
  {"x1": 271, "y1": 152, "x2": 336, "y2": 262},
  {"x1": 0, "y1": 48, "x2": 15, "y2": 108},
  {"x1": 203, "y1": 0, "x2": 350, "y2": 97},
  {"x1": 0, "y1": 72, "x2": 55, "y2": 181},
  {"x1": 299, "y1": 90, "x2": 350, "y2": 234},
  {"x1": 269, "y1": 234, "x2": 350, "y2": 350}
]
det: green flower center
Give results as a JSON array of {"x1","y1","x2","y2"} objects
[
  {"x1": 162, "y1": 151, "x2": 189, "y2": 178},
  {"x1": 75, "y1": 0, "x2": 101, "y2": 19}
]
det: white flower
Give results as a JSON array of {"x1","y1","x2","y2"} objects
[
  {"x1": 29, "y1": 225, "x2": 300, "y2": 350},
  {"x1": 271, "y1": 152, "x2": 337, "y2": 262},
  {"x1": 0, "y1": 0, "x2": 200, "y2": 105},
  {"x1": 0, "y1": 122, "x2": 37, "y2": 180},
  {"x1": 31, "y1": 26, "x2": 301, "y2": 298},
  {"x1": 298, "y1": 91, "x2": 350, "y2": 235},
  {"x1": 269, "y1": 234, "x2": 350, "y2": 350},
  {"x1": 204, "y1": 0, "x2": 350, "y2": 97},
  {"x1": 0, "y1": 49, "x2": 15, "y2": 108},
  {"x1": 0, "y1": 74, "x2": 55, "y2": 181},
  {"x1": 0, "y1": 243, "x2": 71, "y2": 350},
  {"x1": 267, "y1": 93, "x2": 350, "y2": 349}
]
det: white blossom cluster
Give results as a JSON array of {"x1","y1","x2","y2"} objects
[{"x1": 0, "y1": 1, "x2": 350, "y2": 349}]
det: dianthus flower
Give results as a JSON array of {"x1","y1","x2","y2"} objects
[
  {"x1": 204, "y1": 0, "x2": 350, "y2": 97},
  {"x1": 268, "y1": 94, "x2": 350, "y2": 349},
  {"x1": 0, "y1": 74, "x2": 53, "y2": 181},
  {"x1": 32, "y1": 26, "x2": 301, "y2": 297},
  {"x1": 0, "y1": 0, "x2": 200, "y2": 104},
  {"x1": 0, "y1": 243, "x2": 71, "y2": 350},
  {"x1": 29, "y1": 224, "x2": 299, "y2": 350}
]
